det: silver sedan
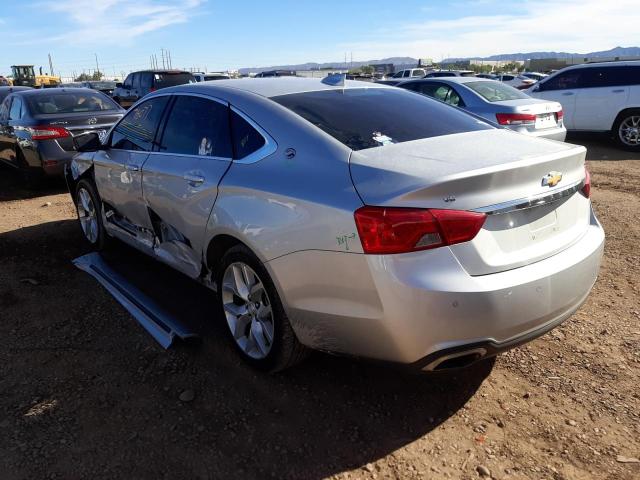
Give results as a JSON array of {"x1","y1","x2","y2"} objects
[
  {"x1": 67, "y1": 77, "x2": 603, "y2": 372},
  {"x1": 398, "y1": 77, "x2": 567, "y2": 141}
]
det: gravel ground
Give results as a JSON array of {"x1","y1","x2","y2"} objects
[{"x1": 0, "y1": 134, "x2": 638, "y2": 480}]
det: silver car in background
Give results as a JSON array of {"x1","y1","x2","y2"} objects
[
  {"x1": 67, "y1": 78, "x2": 603, "y2": 372},
  {"x1": 398, "y1": 77, "x2": 567, "y2": 141}
]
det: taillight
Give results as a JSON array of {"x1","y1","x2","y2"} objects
[
  {"x1": 149, "y1": 87, "x2": 157, "y2": 92},
  {"x1": 495, "y1": 113, "x2": 536, "y2": 125},
  {"x1": 354, "y1": 206, "x2": 486, "y2": 255},
  {"x1": 556, "y1": 110, "x2": 564, "y2": 121},
  {"x1": 581, "y1": 167, "x2": 591, "y2": 198},
  {"x1": 27, "y1": 125, "x2": 71, "y2": 140}
]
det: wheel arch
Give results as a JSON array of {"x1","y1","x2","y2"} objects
[{"x1": 611, "y1": 106, "x2": 640, "y2": 131}]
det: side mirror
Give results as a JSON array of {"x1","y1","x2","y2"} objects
[
  {"x1": 74, "y1": 132, "x2": 103, "y2": 152},
  {"x1": 115, "y1": 82, "x2": 123, "y2": 88}
]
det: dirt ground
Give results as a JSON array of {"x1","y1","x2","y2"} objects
[{"x1": 0, "y1": 134, "x2": 638, "y2": 480}]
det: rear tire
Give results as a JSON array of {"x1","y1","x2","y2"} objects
[
  {"x1": 613, "y1": 109, "x2": 640, "y2": 151},
  {"x1": 75, "y1": 179, "x2": 109, "y2": 250},
  {"x1": 217, "y1": 245, "x2": 308, "y2": 372}
]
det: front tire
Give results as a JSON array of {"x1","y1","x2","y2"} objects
[
  {"x1": 217, "y1": 245, "x2": 308, "y2": 372},
  {"x1": 613, "y1": 109, "x2": 640, "y2": 151},
  {"x1": 75, "y1": 179, "x2": 109, "y2": 250}
]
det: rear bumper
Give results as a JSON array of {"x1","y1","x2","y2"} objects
[
  {"x1": 25, "y1": 140, "x2": 76, "y2": 177},
  {"x1": 267, "y1": 207, "x2": 604, "y2": 365},
  {"x1": 509, "y1": 125, "x2": 567, "y2": 142}
]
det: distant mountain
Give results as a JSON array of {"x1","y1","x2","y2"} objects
[
  {"x1": 443, "y1": 46, "x2": 640, "y2": 63},
  {"x1": 239, "y1": 47, "x2": 640, "y2": 74},
  {"x1": 238, "y1": 57, "x2": 418, "y2": 74}
]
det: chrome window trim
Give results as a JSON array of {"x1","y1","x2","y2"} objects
[
  {"x1": 230, "y1": 105, "x2": 278, "y2": 165},
  {"x1": 109, "y1": 92, "x2": 232, "y2": 161},
  {"x1": 474, "y1": 179, "x2": 584, "y2": 215},
  {"x1": 106, "y1": 92, "x2": 275, "y2": 164}
]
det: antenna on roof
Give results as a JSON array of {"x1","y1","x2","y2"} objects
[{"x1": 321, "y1": 72, "x2": 346, "y2": 87}]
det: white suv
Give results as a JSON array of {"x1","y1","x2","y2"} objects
[{"x1": 527, "y1": 61, "x2": 640, "y2": 150}]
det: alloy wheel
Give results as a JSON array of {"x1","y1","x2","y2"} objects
[
  {"x1": 221, "y1": 262, "x2": 275, "y2": 359},
  {"x1": 619, "y1": 115, "x2": 640, "y2": 146},
  {"x1": 76, "y1": 187, "x2": 99, "y2": 244}
]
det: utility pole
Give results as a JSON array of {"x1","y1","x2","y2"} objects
[
  {"x1": 48, "y1": 53, "x2": 54, "y2": 77},
  {"x1": 168, "y1": 50, "x2": 172, "y2": 69},
  {"x1": 94, "y1": 53, "x2": 100, "y2": 76},
  {"x1": 161, "y1": 49, "x2": 166, "y2": 69}
]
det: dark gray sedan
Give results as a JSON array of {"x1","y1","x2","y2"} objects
[
  {"x1": 0, "y1": 88, "x2": 124, "y2": 185},
  {"x1": 398, "y1": 77, "x2": 567, "y2": 141}
]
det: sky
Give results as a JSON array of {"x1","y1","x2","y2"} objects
[{"x1": 1, "y1": 0, "x2": 638, "y2": 79}]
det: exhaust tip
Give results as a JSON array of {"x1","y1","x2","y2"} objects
[{"x1": 423, "y1": 348, "x2": 487, "y2": 372}]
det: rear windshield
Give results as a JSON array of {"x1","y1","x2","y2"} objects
[
  {"x1": 464, "y1": 81, "x2": 530, "y2": 102},
  {"x1": 272, "y1": 88, "x2": 492, "y2": 151},
  {"x1": 153, "y1": 73, "x2": 195, "y2": 88},
  {"x1": 27, "y1": 92, "x2": 120, "y2": 114}
]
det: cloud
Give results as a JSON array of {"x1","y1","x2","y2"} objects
[
  {"x1": 342, "y1": 0, "x2": 640, "y2": 60},
  {"x1": 31, "y1": 0, "x2": 204, "y2": 45}
]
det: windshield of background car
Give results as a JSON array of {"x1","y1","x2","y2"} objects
[
  {"x1": 272, "y1": 88, "x2": 492, "y2": 151},
  {"x1": 464, "y1": 81, "x2": 530, "y2": 102},
  {"x1": 153, "y1": 73, "x2": 196, "y2": 88},
  {"x1": 27, "y1": 92, "x2": 120, "y2": 114}
]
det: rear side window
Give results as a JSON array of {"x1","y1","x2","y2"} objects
[
  {"x1": 272, "y1": 88, "x2": 491, "y2": 151},
  {"x1": 111, "y1": 96, "x2": 169, "y2": 151},
  {"x1": 231, "y1": 111, "x2": 266, "y2": 159},
  {"x1": 9, "y1": 97, "x2": 22, "y2": 119},
  {"x1": 152, "y1": 73, "x2": 195, "y2": 89},
  {"x1": 585, "y1": 66, "x2": 640, "y2": 87},
  {"x1": 159, "y1": 95, "x2": 232, "y2": 157}
]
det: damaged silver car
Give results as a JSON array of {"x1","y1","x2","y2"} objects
[{"x1": 67, "y1": 77, "x2": 604, "y2": 372}]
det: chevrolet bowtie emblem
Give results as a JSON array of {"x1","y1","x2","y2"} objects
[{"x1": 542, "y1": 171, "x2": 563, "y2": 187}]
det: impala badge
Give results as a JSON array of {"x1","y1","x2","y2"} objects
[
  {"x1": 88, "y1": 117, "x2": 98, "y2": 125},
  {"x1": 542, "y1": 171, "x2": 563, "y2": 187}
]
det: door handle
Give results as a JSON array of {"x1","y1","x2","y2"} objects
[
  {"x1": 612, "y1": 89, "x2": 625, "y2": 93},
  {"x1": 561, "y1": 92, "x2": 574, "y2": 96},
  {"x1": 125, "y1": 163, "x2": 139, "y2": 172},
  {"x1": 184, "y1": 173, "x2": 205, "y2": 186}
]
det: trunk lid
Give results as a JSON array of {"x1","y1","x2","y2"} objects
[
  {"x1": 34, "y1": 111, "x2": 123, "y2": 151},
  {"x1": 493, "y1": 98, "x2": 561, "y2": 115},
  {"x1": 349, "y1": 129, "x2": 590, "y2": 275}
]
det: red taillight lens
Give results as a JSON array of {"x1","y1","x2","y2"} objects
[
  {"x1": 581, "y1": 167, "x2": 591, "y2": 198},
  {"x1": 149, "y1": 87, "x2": 157, "y2": 92},
  {"x1": 495, "y1": 113, "x2": 536, "y2": 125},
  {"x1": 556, "y1": 110, "x2": 564, "y2": 121},
  {"x1": 28, "y1": 125, "x2": 71, "y2": 140},
  {"x1": 354, "y1": 206, "x2": 486, "y2": 255}
]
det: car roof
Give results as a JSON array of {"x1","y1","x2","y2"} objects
[
  {"x1": 564, "y1": 60, "x2": 640, "y2": 70},
  {"x1": 0, "y1": 86, "x2": 32, "y2": 92},
  {"x1": 165, "y1": 77, "x2": 391, "y2": 98},
  {"x1": 130, "y1": 69, "x2": 192, "y2": 74},
  {"x1": 402, "y1": 76, "x2": 487, "y2": 85}
]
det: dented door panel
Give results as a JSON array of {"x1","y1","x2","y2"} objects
[
  {"x1": 93, "y1": 149, "x2": 153, "y2": 230},
  {"x1": 142, "y1": 153, "x2": 232, "y2": 277}
]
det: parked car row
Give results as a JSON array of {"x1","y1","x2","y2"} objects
[
  {"x1": 62, "y1": 77, "x2": 604, "y2": 373},
  {"x1": 394, "y1": 60, "x2": 640, "y2": 150}
]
